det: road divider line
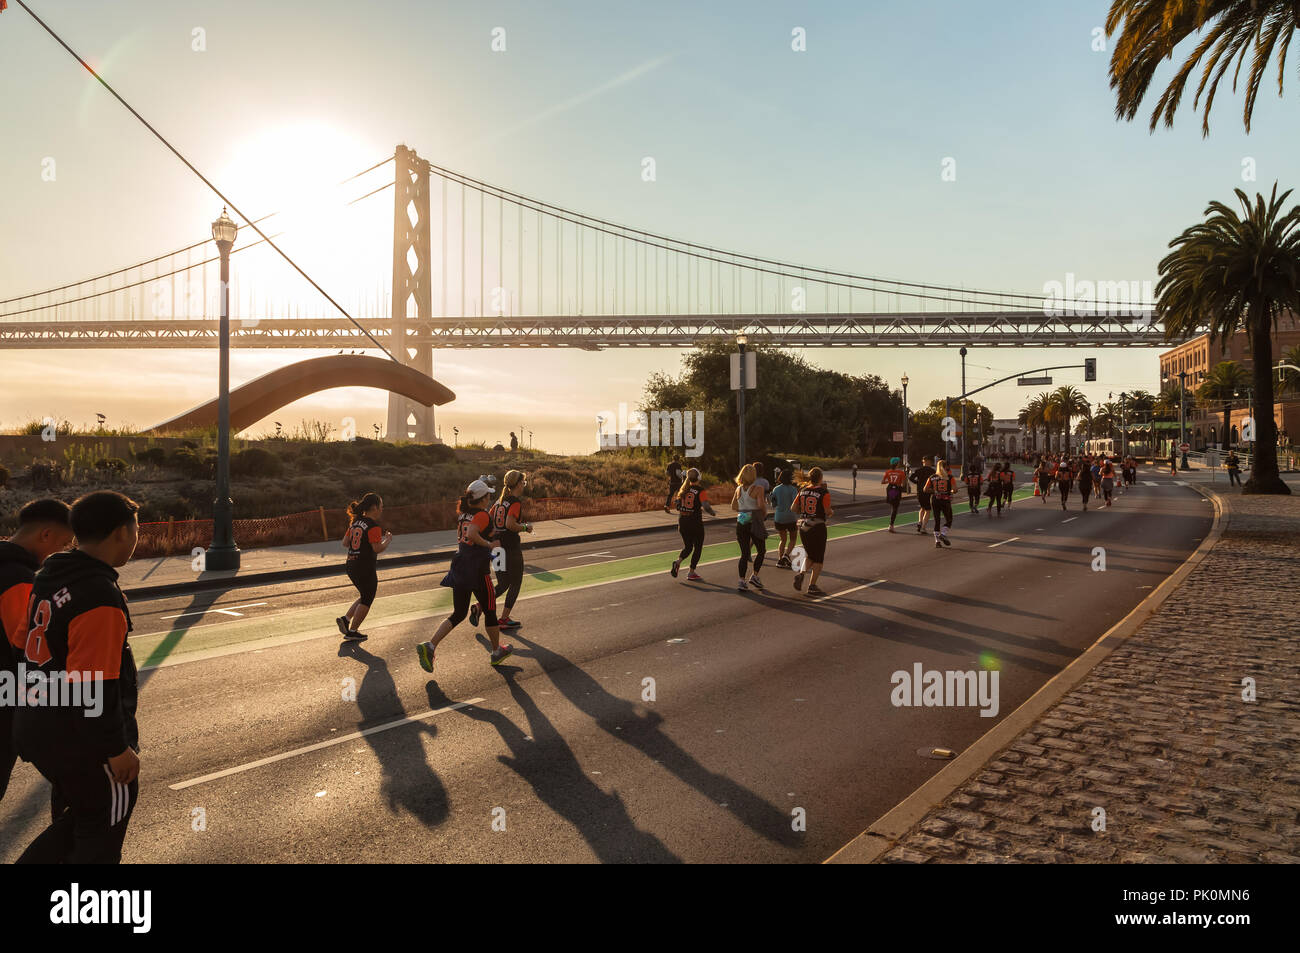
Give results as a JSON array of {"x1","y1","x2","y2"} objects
[
  {"x1": 987, "y1": 537, "x2": 1019, "y2": 548},
  {"x1": 161, "y1": 602, "x2": 268, "y2": 621},
  {"x1": 817, "y1": 579, "x2": 886, "y2": 601},
  {"x1": 1062, "y1": 517, "x2": 1077, "y2": 524},
  {"x1": 168, "y1": 698, "x2": 486, "y2": 790}
]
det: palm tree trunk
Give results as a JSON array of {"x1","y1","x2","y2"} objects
[
  {"x1": 1244, "y1": 305, "x2": 1290, "y2": 494},
  {"x1": 1223, "y1": 403, "x2": 1231, "y2": 453}
]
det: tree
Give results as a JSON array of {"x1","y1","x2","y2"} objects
[
  {"x1": 1280, "y1": 343, "x2": 1300, "y2": 396},
  {"x1": 1020, "y1": 394, "x2": 1048, "y2": 453},
  {"x1": 1106, "y1": 1, "x2": 1300, "y2": 136},
  {"x1": 1197, "y1": 361, "x2": 1251, "y2": 450},
  {"x1": 1158, "y1": 186, "x2": 1300, "y2": 493}
]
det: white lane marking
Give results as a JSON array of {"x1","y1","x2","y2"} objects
[
  {"x1": 1143, "y1": 481, "x2": 1159, "y2": 486},
  {"x1": 161, "y1": 602, "x2": 269, "y2": 620},
  {"x1": 1062, "y1": 517, "x2": 1078, "y2": 524},
  {"x1": 566, "y1": 551, "x2": 614, "y2": 560},
  {"x1": 1174, "y1": 481, "x2": 1189, "y2": 486},
  {"x1": 168, "y1": 698, "x2": 486, "y2": 790},
  {"x1": 813, "y1": 579, "x2": 886, "y2": 601},
  {"x1": 988, "y1": 537, "x2": 1020, "y2": 548}
]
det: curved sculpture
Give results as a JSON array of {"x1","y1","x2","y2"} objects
[{"x1": 145, "y1": 354, "x2": 455, "y2": 435}]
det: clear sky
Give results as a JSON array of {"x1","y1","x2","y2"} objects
[{"x1": 2, "y1": 0, "x2": 1296, "y2": 452}]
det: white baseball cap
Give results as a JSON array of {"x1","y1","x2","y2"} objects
[{"x1": 466, "y1": 479, "x2": 493, "y2": 500}]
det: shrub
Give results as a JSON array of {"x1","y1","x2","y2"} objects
[
  {"x1": 0, "y1": 464, "x2": 8, "y2": 488},
  {"x1": 93, "y1": 457, "x2": 128, "y2": 473},
  {"x1": 135, "y1": 446, "x2": 167, "y2": 466},
  {"x1": 231, "y1": 447, "x2": 285, "y2": 478}
]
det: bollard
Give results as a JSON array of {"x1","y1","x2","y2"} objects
[{"x1": 319, "y1": 506, "x2": 329, "y2": 541}]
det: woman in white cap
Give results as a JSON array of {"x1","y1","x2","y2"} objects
[{"x1": 416, "y1": 479, "x2": 514, "y2": 672}]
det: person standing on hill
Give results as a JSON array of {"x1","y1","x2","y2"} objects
[
  {"x1": 509, "y1": 432, "x2": 519, "y2": 452},
  {"x1": 664, "y1": 457, "x2": 684, "y2": 512},
  {"x1": 338, "y1": 493, "x2": 392, "y2": 642}
]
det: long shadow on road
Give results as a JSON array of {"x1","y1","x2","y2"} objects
[
  {"x1": 429, "y1": 675, "x2": 680, "y2": 863},
  {"x1": 340, "y1": 641, "x2": 449, "y2": 829},
  {"x1": 506, "y1": 633, "x2": 803, "y2": 855}
]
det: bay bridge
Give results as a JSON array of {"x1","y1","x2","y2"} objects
[{"x1": 1, "y1": 145, "x2": 1171, "y2": 438}]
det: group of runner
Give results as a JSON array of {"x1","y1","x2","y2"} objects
[{"x1": 1031, "y1": 451, "x2": 1137, "y2": 511}]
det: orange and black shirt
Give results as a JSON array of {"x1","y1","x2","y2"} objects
[
  {"x1": 345, "y1": 516, "x2": 384, "y2": 569},
  {"x1": 925, "y1": 475, "x2": 956, "y2": 502},
  {"x1": 1056, "y1": 464, "x2": 1074, "y2": 483},
  {"x1": 0, "y1": 541, "x2": 39, "y2": 675},
  {"x1": 489, "y1": 495, "x2": 524, "y2": 549},
  {"x1": 675, "y1": 485, "x2": 708, "y2": 522},
  {"x1": 795, "y1": 484, "x2": 832, "y2": 525},
  {"x1": 964, "y1": 473, "x2": 982, "y2": 491},
  {"x1": 1000, "y1": 469, "x2": 1014, "y2": 486},
  {"x1": 12, "y1": 549, "x2": 137, "y2": 763}
]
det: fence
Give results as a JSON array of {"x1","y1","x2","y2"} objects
[{"x1": 130, "y1": 485, "x2": 733, "y2": 559}]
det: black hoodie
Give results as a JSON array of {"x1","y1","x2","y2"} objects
[
  {"x1": 12, "y1": 549, "x2": 137, "y2": 765},
  {"x1": 0, "y1": 540, "x2": 39, "y2": 673}
]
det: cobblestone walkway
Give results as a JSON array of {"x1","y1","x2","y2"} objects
[{"x1": 879, "y1": 490, "x2": 1300, "y2": 863}]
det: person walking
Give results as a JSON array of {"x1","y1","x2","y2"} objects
[
  {"x1": 1056, "y1": 457, "x2": 1075, "y2": 512},
  {"x1": 14, "y1": 492, "x2": 141, "y2": 864},
  {"x1": 924, "y1": 461, "x2": 956, "y2": 548},
  {"x1": 881, "y1": 457, "x2": 908, "y2": 532},
  {"x1": 910, "y1": 456, "x2": 936, "y2": 535},
  {"x1": 770, "y1": 469, "x2": 800, "y2": 564},
  {"x1": 1077, "y1": 457, "x2": 1093, "y2": 512},
  {"x1": 986, "y1": 462, "x2": 1003, "y2": 518},
  {"x1": 1100, "y1": 457, "x2": 1116, "y2": 506},
  {"x1": 664, "y1": 457, "x2": 683, "y2": 512},
  {"x1": 1226, "y1": 450, "x2": 1242, "y2": 487},
  {"x1": 670, "y1": 467, "x2": 715, "y2": 581},
  {"x1": 962, "y1": 465, "x2": 982, "y2": 515},
  {"x1": 1035, "y1": 458, "x2": 1053, "y2": 503},
  {"x1": 792, "y1": 467, "x2": 833, "y2": 597},
  {"x1": 338, "y1": 492, "x2": 393, "y2": 642},
  {"x1": 730, "y1": 464, "x2": 767, "y2": 591},
  {"x1": 1000, "y1": 462, "x2": 1015, "y2": 511},
  {"x1": 1169, "y1": 449, "x2": 1178, "y2": 477},
  {"x1": 416, "y1": 481, "x2": 514, "y2": 673}
]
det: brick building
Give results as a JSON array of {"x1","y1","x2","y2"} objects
[{"x1": 1158, "y1": 315, "x2": 1300, "y2": 450}]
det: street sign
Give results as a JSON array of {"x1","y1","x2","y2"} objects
[
  {"x1": 1018, "y1": 376, "x2": 1052, "y2": 386},
  {"x1": 1179, "y1": 442, "x2": 1190, "y2": 452},
  {"x1": 892, "y1": 431, "x2": 904, "y2": 441},
  {"x1": 729, "y1": 351, "x2": 756, "y2": 390}
]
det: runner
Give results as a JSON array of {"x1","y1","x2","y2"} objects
[
  {"x1": 880, "y1": 457, "x2": 908, "y2": 532},
  {"x1": 792, "y1": 467, "x2": 833, "y2": 596},
  {"x1": 338, "y1": 493, "x2": 392, "y2": 642},
  {"x1": 1056, "y1": 457, "x2": 1074, "y2": 511},
  {"x1": 924, "y1": 461, "x2": 956, "y2": 548},
  {"x1": 0, "y1": 498, "x2": 73, "y2": 803},
  {"x1": 769, "y1": 468, "x2": 800, "y2": 564},
  {"x1": 911, "y1": 456, "x2": 936, "y2": 535},
  {"x1": 1169, "y1": 449, "x2": 1178, "y2": 476},
  {"x1": 1000, "y1": 462, "x2": 1015, "y2": 511},
  {"x1": 13, "y1": 492, "x2": 140, "y2": 864},
  {"x1": 416, "y1": 480, "x2": 514, "y2": 672},
  {"x1": 671, "y1": 467, "x2": 715, "y2": 581},
  {"x1": 1100, "y1": 457, "x2": 1116, "y2": 506},
  {"x1": 1035, "y1": 458, "x2": 1052, "y2": 503},
  {"x1": 731, "y1": 463, "x2": 767, "y2": 592},
  {"x1": 1077, "y1": 456, "x2": 1093, "y2": 511},
  {"x1": 1090, "y1": 456, "x2": 1103, "y2": 500},
  {"x1": 486, "y1": 470, "x2": 533, "y2": 628},
  {"x1": 962, "y1": 465, "x2": 982, "y2": 515},
  {"x1": 986, "y1": 462, "x2": 1002, "y2": 518}
]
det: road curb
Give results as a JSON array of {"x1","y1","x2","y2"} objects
[
  {"x1": 124, "y1": 497, "x2": 891, "y2": 600},
  {"x1": 824, "y1": 483, "x2": 1227, "y2": 864}
]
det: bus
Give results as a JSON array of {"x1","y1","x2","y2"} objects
[{"x1": 1084, "y1": 438, "x2": 1115, "y2": 456}]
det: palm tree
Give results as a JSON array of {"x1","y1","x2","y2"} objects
[
  {"x1": 1280, "y1": 343, "x2": 1300, "y2": 396},
  {"x1": 1096, "y1": 401, "x2": 1121, "y2": 441},
  {"x1": 1106, "y1": 1, "x2": 1300, "y2": 136},
  {"x1": 1197, "y1": 361, "x2": 1251, "y2": 450},
  {"x1": 1158, "y1": 185, "x2": 1300, "y2": 493},
  {"x1": 1048, "y1": 386, "x2": 1090, "y2": 455},
  {"x1": 1019, "y1": 394, "x2": 1047, "y2": 453}
]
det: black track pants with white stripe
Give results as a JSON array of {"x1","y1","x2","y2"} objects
[{"x1": 16, "y1": 757, "x2": 138, "y2": 864}]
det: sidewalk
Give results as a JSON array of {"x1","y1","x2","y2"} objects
[
  {"x1": 831, "y1": 483, "x2": 1300, "y2": 863},
  {"x1": 119, "y1": 492, "x2": 890, "y2": 597}
]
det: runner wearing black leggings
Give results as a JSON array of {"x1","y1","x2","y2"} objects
[
  {"x1": 1056, "y1": 459, "x2": 1074, "y2": 511},
  {"x1": 485, "y1": 470, "x2": 532, "y2": 628},
  {"x1": 986, "y1": 463, "x2": 1003, "y2": 517},
  {"x1": 1076, "y1": 457, "x2": 1093, "y2": 511},
  {"x1": 731, "y1": 464, "x2": 767, "y2": 591},
  {"x1": 671, "y1": 468, "x2": 715, "y2": 581},
  {"x1": 881, "y1": 457, "x2": 907, "y2": 532},
  {"x1": 792, "y1": 467, "x2": 833, "y2": 596},
  {"x1": 416, "y1": 480, "x2": 513, "y2": 673},
  {"x1": 924, "y1": 461, "x2": 956, "y2": 548}
]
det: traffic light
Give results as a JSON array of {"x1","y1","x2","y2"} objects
[{"x1": 1084, "y1": 358, "x2": 1097, "y2": 382}]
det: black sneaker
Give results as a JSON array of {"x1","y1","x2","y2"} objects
[
  {"x1": 671, "y1": 559, "x2": 681, "y2": 578},
  {"x1": 469, "y1": 603, "x2": 481, "y2": 627},
  {"x1": 499, "y1": 617, "x2": 522, "y2": 629},
  {"x1": 935, "y1": 539, "x2": 942, "y2": 549},
  {"x1": 941, "y1": 535, "x2": 952, "y2": 547},
  {"x1": 344, "y1": 629, "x2": 367, "y2": 642},
  {"x1": 807, "y1": 585, "x2": 825, "y2": 598},
  {"x1": 793, "y1": 571, "x2": 805, "y2": 591},
  {"x1": 336, "y1": 616, "x2": 350, "y2": 637}
]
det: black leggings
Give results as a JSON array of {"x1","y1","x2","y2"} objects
[
  {"x1": 452, "y1": 574, "x2": 498, "y2": 628},
  {"x1": 347, "y1": 563, "x2": 378, "y2": 607},
  {"x1": 1057, "y1": 480, "x2": 1071, "y2": 501},
  {"x1": 966, "y1": 487, "x2": 980, "y2": 512},
  {"x1": 736, "y1": 521, "x2": 766, "y2": 577},
  {"x1": 933, "y1": 499, "x2": 953, "y2": 530},
  {"x1": 1078, "y1": 481, "x2": 1091, "y2": 505},
  {"x1": 678, "y1": 518, "x2": 705, "y2": 569},
  {"x1": 886, "y1": 490, "x2": 902, "y2": 525},
  {"x1": 16, "y1": 757, "x2": 139, "y2": 864},
  {"x1": 988, "y1": 485, "x2": 1003, "y2": 513},
  {"x1": 496, "y1": 546, "x2": 524, "y2": 612}
]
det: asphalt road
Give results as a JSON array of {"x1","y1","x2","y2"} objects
[{"x1": 0, "y1": 471, "x2": 1213, "y2": 863}]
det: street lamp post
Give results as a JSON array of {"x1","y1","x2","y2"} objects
[
  {"x1": 736, "y1": 334, "x2": 748, "y2": 471},
  {"x1": 206, "y1": 208, "x2": 240, "y2": 571},
  {"x1": 901, "y1": 373, "x2": 909, "y2": 467},
  {"x1": 1178, "y1": 370, "x2": 1190, "y2": 470},
  {"x1": 959, "y1": 347, "x2": 968, "y2": 476},
  {"x1": 1119, "y1": 391, "x2": 1127, "y2": 458}
]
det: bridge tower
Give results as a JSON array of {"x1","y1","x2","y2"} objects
[{"x1": 385, "y1": 144, "x2": 439, "y2": 443}]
